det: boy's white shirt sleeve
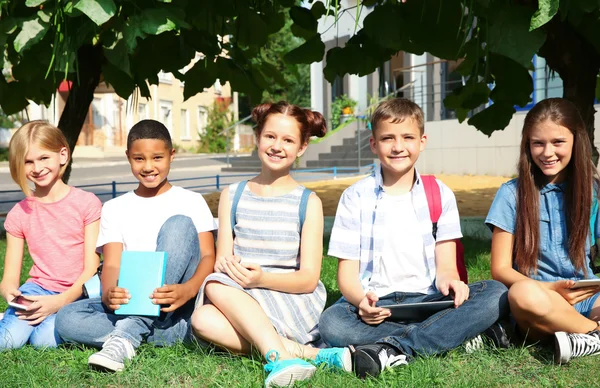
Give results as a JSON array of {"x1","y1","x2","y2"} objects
[
  {"x1": 328, "y1": 187, "x2": 361, "y2": 260},
  {"x1": 95, "y1": 199, "x2": 123, "y2": 252},
  {"x1": 434, "y1": 179, "x2": 463, "y2": 242},
  {"x1": 190, "y1": 192, "x2": 217, "y2": 233}
]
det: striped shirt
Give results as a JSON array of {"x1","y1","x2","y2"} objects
[{"x1": 328, "y1": 165, "x2": 462, "y2": 293}]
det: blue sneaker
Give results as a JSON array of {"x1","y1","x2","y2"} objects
[
  {"x1": 264, "y1": 350, "x2": 316, "y2": 388},
  {"x1": 314, "y1": 347, "x2": 352, "y2": 372}
]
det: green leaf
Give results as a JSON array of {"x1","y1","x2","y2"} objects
[
  {"x1": 102, "y1": 63, "x2": 135, "y2": 99},
  {"x1": 310, "y1": 2, "x2": 327, "y2": 19},
  {"x1": 488, "y1": 5, "x2": 546, "y2": 67},
  {"x1": 14, "y1": 17, "x2": 49, "y2": 53},
  {"x1": 489, "y1": 54, "x2": 533, "y2": 107},
  {"x1": 103, "y1": 38, "x2": 131, "y2": 77},
  {"x1": 0, "y1": 82, "x2": 29, "y2": 115},
  {"x1": 74, "y1": 0, "x2": 116, "y2": 26},
  {"x1": 236, "y1": 11, "x2": 268, "y2": 47},
  {"x1": 596, "y1": 74, "x2": 600, "y2": 101},
  {"x1": 530, "y1": 0, "x2": 559, "y2": 31},
  {"x1": 25, "y1": 0, "x2": 48, "y2": 6},
  {"x1": 444, "y1": 80, "x2": 490, "y2": 122},
  {"x1": 468, "y1": 102, "x2": 516, "y2": 136},
  {"x1": 183, "y1": 59, "x2": 218, "y2": 101},
  {"x1": 289, "y1": 6, "x2": 317, "y2": 31},
  {"x1": 283, "y1": 34, "x2": 325, "y2": 65}
]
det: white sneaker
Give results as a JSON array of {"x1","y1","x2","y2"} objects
[
  {"x1": 464, "y1": 334, "x2": 485, "y2": 353},
  {"x1": 88, "y1": 336, "x2": 136, "y2": 372},
  {"x1": 555, "y1": 330, "x2": 600, "y2": 365}
]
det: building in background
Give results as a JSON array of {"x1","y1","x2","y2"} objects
[
  {"x1": 27, "y1": 58, "x2": 237, "y2": 153},
  {"x1": 310, "y1": 0, "x2": 564, "y2": 125}
]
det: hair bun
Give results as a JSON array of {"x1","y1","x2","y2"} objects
[
  {"x1": 305, "y1": 109, "x2": 327, "y2": 138},
  {"x1": 252, "y1": 103, "x2": 273, "y2": 125}
]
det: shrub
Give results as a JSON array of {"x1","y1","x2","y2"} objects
[
  {"x1": 197, "y1": 98, "x2": 233, "y2": 153},
  {"x1": 331, "y1": 94, "x2": 357, "y2": 129}
]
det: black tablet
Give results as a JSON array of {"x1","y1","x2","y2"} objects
[{"x1": 386, "y1": 300, "x2": 455, "y2": 322}]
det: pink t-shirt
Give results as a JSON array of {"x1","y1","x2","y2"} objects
[{"x1": 4, "y1": 187, "x2": 102, "y2": 292}]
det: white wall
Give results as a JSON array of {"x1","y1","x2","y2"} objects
[{"x1": 416, "y1": 105, "x2": 600, "y2": 176}]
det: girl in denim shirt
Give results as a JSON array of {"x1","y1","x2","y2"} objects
[{"x1": 486, "y1": 98, "x2": 600, "y2": 365}]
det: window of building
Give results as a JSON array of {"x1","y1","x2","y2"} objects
[
  {"x1": 159, "y1": 100, "x2": 173, "y2": 134},
  {"x1": 158, "y1": 71, "x2": 173, "y2": 84},
  {"x1": 180, "y1": 109, "x2": 190, "y2": 140},
  {"x1": 92, "y1": 98, "x2": 104, "y2": 128},
  {"x1": 197, "y1": 106, "x2": 208, "y2": 135},
  {"x1": 138, "y1": 103, "x2": 148, "y2": 121}
]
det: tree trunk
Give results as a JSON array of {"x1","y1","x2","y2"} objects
[
  {"x1": 539, "y1": 16, "x2": 600, "y2": 164},
  {"x1": 57, "y1": 44, "x2": 104, "y2": 182}
]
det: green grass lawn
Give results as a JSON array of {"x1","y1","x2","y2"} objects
[{"x1": 0, "y1": 237, "x2": 596, "y2": 387}]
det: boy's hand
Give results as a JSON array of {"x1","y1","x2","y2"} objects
[
  {"x1": 151, "y1": 283, "x2": 194, "y2": 312},
  {"x1": 436, "y1": 277, "x2": 469, "y2": 307},
  {"x1": 550, "y1": 280, "x2": 600, "y2": 305},
  {"x1": 16, "y1": 294, "x2": 65, "y2": 325},
  {"x1": 226, "y1": 261, "x2": 263, "y2": 288},
  {"x1": 215, "y1": 255, "x2": 242, "y2": 273},
  {"x1": 358, "y1": 291, "x2": 391, "y2": 325},
  {"x1": 103, "y1": 286, "x2": 130, "y2": 311}
]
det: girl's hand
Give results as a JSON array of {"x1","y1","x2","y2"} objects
[
  {"x1": 214, "y1": 255, "x2": 241, "y2": 273},
  {"x1": 0, "y1": 283, "x2": 21, "y2": 303},
  {"x1": 103, "y1": 286, "x2": 130, "y2": 311},
  {"x1": 358, "y1": 291, "x2": 391, "y2": 325},
  {"x1": 551, "y1": 280, "x2": 600, "y2": 305},
  {"x1": 225, "y1": 261, "x2": 263, "y2": 288},
  {"x1": 16, "y1": 294, "x2": 65, "y2": 325},
  {"x1": 151, "y1": 283, "x2": 194, "y2": 313}
]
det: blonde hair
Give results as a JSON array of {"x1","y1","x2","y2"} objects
[{"x1": 9, "y1": 120, "x2": 70, "y2": 196}]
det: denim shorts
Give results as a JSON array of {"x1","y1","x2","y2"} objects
[{"x1": 574, "y1": 292, "x2": 600, "y2": 318}]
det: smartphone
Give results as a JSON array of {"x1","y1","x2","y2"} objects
[
  {"x1": 570, "y1": 279, "x2": 600, "y2": 289},
  {"x1": 8, "y1": 296, "x2": 34, "y2": 310}
]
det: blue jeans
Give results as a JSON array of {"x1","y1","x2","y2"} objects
[
  {"x1": 319, "y1": 280, "x2": 509, "y2": 358},
  {"x1": 55, "y1": 215, "x2": 201, "y2": 348},
  {"x1": 0, "y1": 282, "x2": 62, "y2": 350}
]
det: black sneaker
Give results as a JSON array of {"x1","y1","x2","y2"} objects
[
  {"x1": 554, "y1": 329, "x2": 600, "y2": 365},
  {"x1": 465, "y1": 321, "x2": 510, "y2": 353},
  {"x1": 484, "y1": 321, "x2": 510, "y2": 348},
  {"x1": 349, "y1": 343, "x2": 408, "y2": 378}
]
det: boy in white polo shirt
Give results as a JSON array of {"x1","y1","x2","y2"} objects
[{"x1": 319, "y1": 98, "x2": 509, "y2": 378}]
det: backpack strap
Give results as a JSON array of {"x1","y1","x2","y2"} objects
[
  {"x1": 421, "y1": 175, "x2": 442, "y2": 239},
  {"x1": 230, "y1": 180, "x2": 248, "y2": 233},
  {"x1": 298, "y1": 188, "x2": 311, "y2": 235},
  {"x1": 591, "y1": 196, "x2": 598, "y2": 247}
]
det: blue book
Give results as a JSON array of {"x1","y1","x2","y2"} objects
[{"x1": 115, "y1": 251, "x2": 167, "y2": 317}]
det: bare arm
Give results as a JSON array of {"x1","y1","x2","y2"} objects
[
  {"x1": 337, "y1": 259, "x2": 365, "y2": 307},
  {"x1": 490, "y1": 227, "x2": 530, "y2": 287},
  {"x1": 0, "y1": 234, "x2": 24, "y2": 302},
  {"x1": 435, "y1": 239, "x2": 469, "y2": 307},
  {"x1": 57, "y1": 220, "x2": 101, "y2": 304},
  {"x1": 100, "y1": 242, "x2": 129, "y2": 310}
]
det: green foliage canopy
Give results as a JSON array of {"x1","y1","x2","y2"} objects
[{"x1": 284, "y1": 0, "x2": 600, "y2": 138}]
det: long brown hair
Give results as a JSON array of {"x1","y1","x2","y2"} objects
[{"x1": 515, "y1": 98, "x2": 597, "y2": 276}]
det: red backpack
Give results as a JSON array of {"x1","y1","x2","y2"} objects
[{"x1": 421, "y1": 175, "x2": 469, "y2": 283}]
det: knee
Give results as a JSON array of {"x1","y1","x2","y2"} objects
[
  {"x1": 160, "y1": 215, "x2": 196, "y2": 236},
  {"x1": 30, "y1": 329, "x2": 61, "y2": 349},
  {"x1": 508, "y1": 280, "x2": 552, "y2": 317},
  {"x1": 191, "y1": 306, "x2": 217, "y2": 340},
  {"x1": 319, "y1": 304, "x2": 351, "y2": 346},
  {"x1": 204, "y1": 281, "x2": 224, "y2": 304}
]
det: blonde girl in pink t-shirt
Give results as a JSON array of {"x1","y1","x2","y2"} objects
[{"x1": 0, "y1": 121, "x2": 101, "y2": 349}]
